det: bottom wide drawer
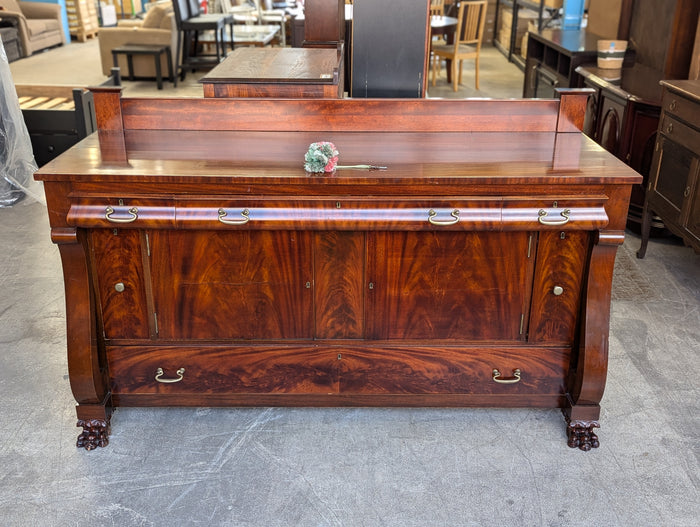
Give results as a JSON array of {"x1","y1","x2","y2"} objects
[
  {"x1": 339, "y1": 346, "x2": 570, "y2": 395},
  {"x1": 107, "y1": 345, "x2": 570, "y2": 397}
]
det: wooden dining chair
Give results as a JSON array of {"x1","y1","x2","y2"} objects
[
  {"x1": 430, "y1": 0, "x2": 487, "y2": 91},
  {"x1": 430, "y1": 0, "x2": 445, "y2": 17}
]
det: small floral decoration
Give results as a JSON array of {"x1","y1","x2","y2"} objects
[{"x1": 304, "y1": 142, "x2": 339, "y2": 173}]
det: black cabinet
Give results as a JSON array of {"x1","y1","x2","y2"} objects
[{"x1": 523, "y1": 29, "x2": 597, "y2": 98}]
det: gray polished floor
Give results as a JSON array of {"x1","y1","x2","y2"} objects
[
  {"x1": 1, "y1": 197, "x2": 698, "y2": 526},
  {"x1": 2, "y1": 39, "x2": 699, "y2": 527}
]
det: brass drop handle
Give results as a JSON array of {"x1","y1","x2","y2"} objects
[
  {"x1": 218, "y1": 208, "x2": 250, "y2": 225},
  {"x1": 492, "y1": 368, "x2": 521, "y2": 384},
  {"x1": 684, "y1": 187, "x2": 691, "y2": 198},
  {"x1": 666, "y1": 123, "x2": 673, "y2": 134},
  {"x1": 669, "y1": 100, "x2": 677, "y2": 111},
  {"x1": 538, "y1": 208, "x2": 570, "y2": 226},
  {"x1": 105, "y1": 205, "x2": 138, "y2": 223},
  {"x1": 155, "y1": 367, "x2": 185, "y2": 383},
  {"x1": 428, "y1": 208, "x2": 460, "y2": 226}
]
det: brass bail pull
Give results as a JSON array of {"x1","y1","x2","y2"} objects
[
  {"x1": 218, "y1": 208, "x2": 250, "y2": 225},
  {"x1": 492, "y1": 368, "x2": 521, "y2": 384},
  {"x1": 155, "y1": 367, "x2": 185, "y2": 383},
  {"x1": 105, "y1": 205, "x2": 138, "y2": 223},
  {"x1": 537, "y1": 208, "x2": 570, "y2": 226},
  {"x1": 428, "y1": 208, "x2": 460, "y2": 226}
]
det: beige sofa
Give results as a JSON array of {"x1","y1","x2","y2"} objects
[
  {"x1": 98, "y1": 2, "x2": 177, "y2": 79},
  {"x1": 0, "y1": 0, "x2": 65, "y2": 57}
]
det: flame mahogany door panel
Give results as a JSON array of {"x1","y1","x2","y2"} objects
[
  {"x1": 365, "y1": 231, "x2": 534, "y2": 341},
  {"x1": 91, "y1": 229, "x2": 152, "y2": 341},
  {"x1": 149, "y1": 230, "x2": 315, "y2": 340}
]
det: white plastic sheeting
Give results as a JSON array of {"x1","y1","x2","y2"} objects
[{"x1": 0, "y1": 40, "x2": 42, "y2": 207}]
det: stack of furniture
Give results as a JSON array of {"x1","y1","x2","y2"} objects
[
  {"x1": 65, "y1": 0, "x2": 99, "y2": 42},
  {"x1": 0, "y1": 0, "x2": 65, "y2": 56},
  {"x1": 494, "y1": 0, "x2": 562, "y2": 67}
]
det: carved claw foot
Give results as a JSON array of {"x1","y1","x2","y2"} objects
[
  {"x1": 76, "y1": 418, "x2": 111, "y2": 450},
  {"x1": 565, "y1": 418, "x2": 600, "y2": 451}
]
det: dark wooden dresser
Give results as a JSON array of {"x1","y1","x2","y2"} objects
[
  {"x1": 638, "y1": 80, "x2": 700, "y2": 257},
  {"x1": 34, "y1": 91, "x2": 640, "y2": 451},
  {"x1": 576, "y1": 64, "x2": 663, "y2": 232}
]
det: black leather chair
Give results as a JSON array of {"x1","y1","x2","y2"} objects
[{"x1": 172, "y1": 0, "x2": 234, "y2": 79}]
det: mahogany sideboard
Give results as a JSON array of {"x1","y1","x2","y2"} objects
[{"x1": 34, "y1": 90, "x2": 641, "y2": 451}]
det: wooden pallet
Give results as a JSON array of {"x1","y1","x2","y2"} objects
[{"x1": 72, "y1": 29, "x2": 98, "y2": 42}]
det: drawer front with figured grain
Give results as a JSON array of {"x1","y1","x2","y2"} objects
[
  {"x1": 338, "y1": 346, "x2": 570, "y2": 395},
  {"x1": 107, "y1": 345, "x2": 338, "y2": 395},
  {"x1": 68, "y1": 198, "x2": 175, "y2": 228}
]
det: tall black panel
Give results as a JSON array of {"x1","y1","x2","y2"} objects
[{"x1": 351, "y1": 0, "x2": 429, "y2": 98}]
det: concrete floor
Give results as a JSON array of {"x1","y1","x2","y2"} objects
[{"x1": 2, "y1": 38, "x2": 699, "y2": 526}]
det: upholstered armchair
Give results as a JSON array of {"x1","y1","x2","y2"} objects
[
  {"x1": 98, "y1": 1, "x2": 177, "y2": 79},
  {"x1": 0, "y1": 0, "x2": 65, "y2": 57}
]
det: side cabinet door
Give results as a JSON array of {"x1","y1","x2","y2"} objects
[
  {"x1": 149, "y1": 230, "x2": 314, "y2": 340},
  {"x1": 91, "y1": 229, "x2": 151, "y2": 340},
  {"x1": 528, "y1": 231, "x2": 590, "y2": 345},
  {"x1": 366, "y1": 231, "x2": 534, "y2": 341}
]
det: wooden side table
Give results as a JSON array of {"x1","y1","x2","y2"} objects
[{"x1": 200, "y1": 46, "x2": 344, "y2": 98}]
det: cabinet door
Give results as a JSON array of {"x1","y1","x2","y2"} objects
[
  {"x1": 684, "y1": 161, "x2": 700, "y2": 246},
  {"x1": 366, "y1": 231, "x2": 533, "y2": 341},
  {"x1": 649, "y1": 136, "x2": 696, "y2": 226},
  {"x1": 528, "y1": 231, "x2": 590, "y2": 345},
  {"x1": 150, "y1": 230, "x2": 314, "y2": 340},
  {"x1": 597, "y1": 92, "x2": 625, "y2": 156},
  {"x1": 582, "y1": 82, "x2": 600, "y2": 139},
  {"x1": 91, "y1": 229, "x2": 151, "y2": 340}
]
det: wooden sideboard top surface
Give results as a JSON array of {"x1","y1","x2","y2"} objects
[
  {"x1": 36, "y1": 127, "x2": 639, "y2": 187},
  {"x1": 200, "y1": 47, "x2": 341, "y2": 85}
]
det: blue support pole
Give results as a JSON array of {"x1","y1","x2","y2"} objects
[{"x1": 562, "y1": 0, "x2": 585, "y2": 30}]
